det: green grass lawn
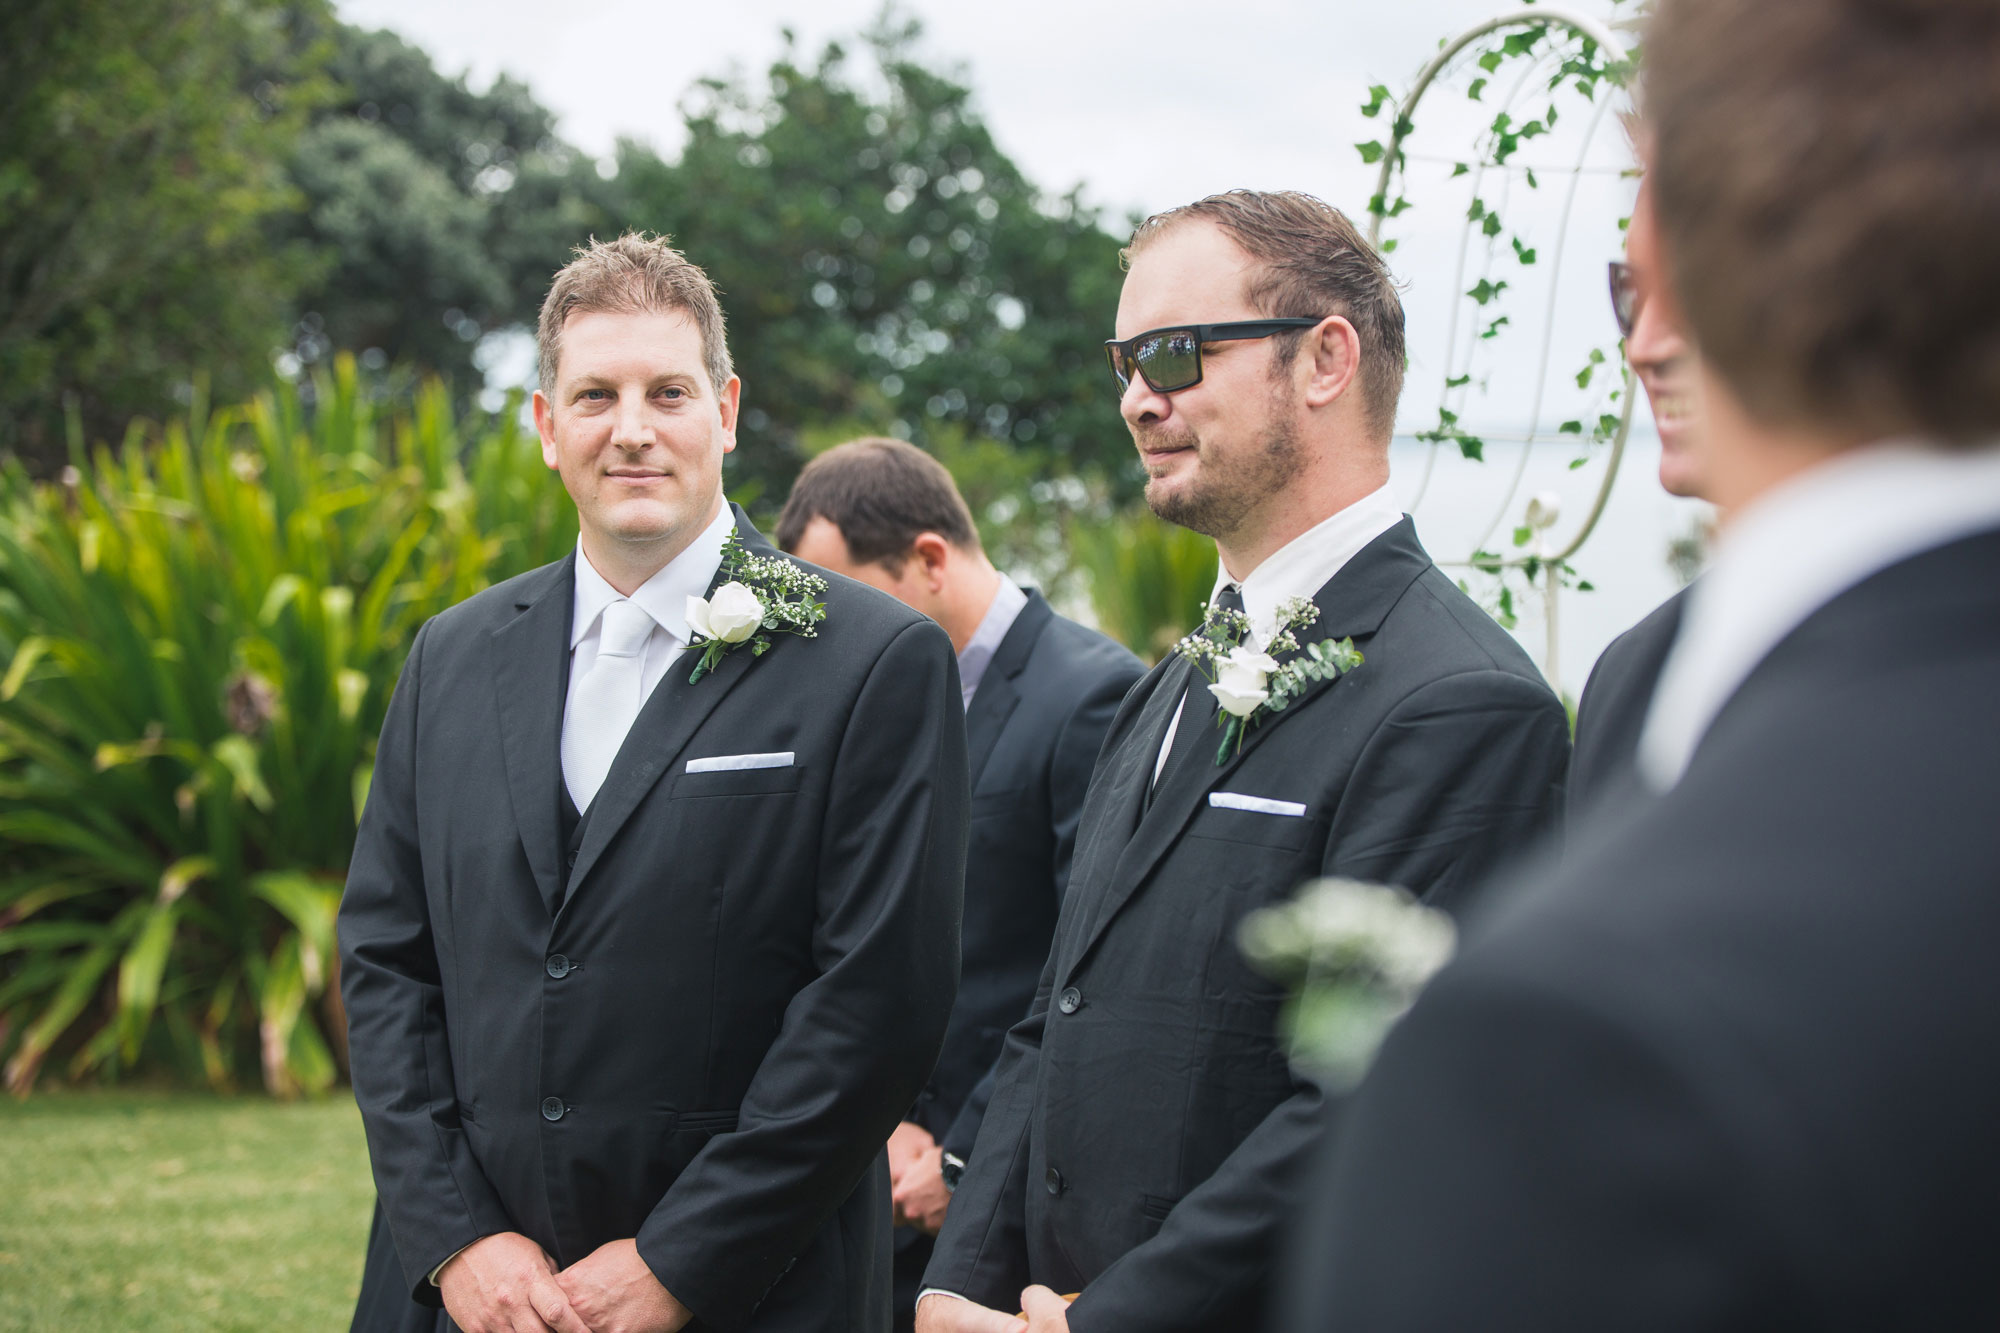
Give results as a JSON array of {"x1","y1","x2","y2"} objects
[{"x1": 0, "y1": 1090, "x2": 375, "y2": 1331}]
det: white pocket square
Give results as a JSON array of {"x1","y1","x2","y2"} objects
[
  {"x1": 1208, "y1": 791, "x2": 1307, "y2": 817},
  {"x1": 686, "y1": 752, "x2": 795, "y2": 774}
]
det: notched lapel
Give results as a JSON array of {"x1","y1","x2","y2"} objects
[
  {"x1": 964, "y1": 593, "x2": 1050, "y2": 789},
  {"x1": 491, "y1": 556, "x2": 577, "y2": 918},
  {"x1": 1065, "y1": 519, "x2": 1434, "y2": 973}
]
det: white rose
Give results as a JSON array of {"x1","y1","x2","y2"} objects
[
  {"x1": 687, "y1": 582, "x2": 765, "y2": 644},
  {"x1": 1209, "y1": 646, "x2": 1280, "y2": 718}
]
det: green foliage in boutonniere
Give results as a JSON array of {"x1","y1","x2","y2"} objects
[
  {"x1": 1172, "y1": 595, "x2": 1364, "y2": 764},
  {"x1": 684, "y1": 531, "x2": 828, "y2": 684}
]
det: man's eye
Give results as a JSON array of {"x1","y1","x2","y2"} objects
[
  {"x1": 581, "y1": 389, "x2": 608, "y2": 401},
  {"x1": 659, "y1": 386, "x2": 686, "y2": 400}
]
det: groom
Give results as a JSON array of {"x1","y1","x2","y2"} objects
[{"x1": 340, "y1": 233, "x2": 967, "y2": 1333}]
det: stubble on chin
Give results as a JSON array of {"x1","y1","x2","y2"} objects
[{"x1": 1141, "y1": 418, "x2": 1305, "y2": 542}]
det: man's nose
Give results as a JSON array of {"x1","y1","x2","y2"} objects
[
  {"x1": 1120, "y1": 373, "x2": 1173, "y2": 428},
  {"x1": 609, "y1": 397, "x2": 655, "y2": 450}
]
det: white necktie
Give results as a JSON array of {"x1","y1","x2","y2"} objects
[{"x1": 563, "y1": 599, "x2": 657, "y2": 813}]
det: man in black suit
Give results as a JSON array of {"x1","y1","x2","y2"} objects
[
  {"x1": 340, "y1": 234, "x2": 966, "y2": 1333},
  {"x1": 776, "y1": 438, "x2": 1145, "y2": 1333},
  {"x1": 916, "y1": 191, "x2": 1571, "y2": 1333},
  {"x1": 1291, "y1": 0, "x2": 2000, "y2": 1325},
  {"x1": 1567, "y1": 175, "x2": 1711, "y2": 819}
]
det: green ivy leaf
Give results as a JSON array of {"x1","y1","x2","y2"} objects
[
  {"x1": 1467, "y1": 78, "x2": 1487, "y2": 102},
  {"x1": 1478, "y1": 50, "x2": 1503, "y2": 73},
  {"x1": 1482, "y1": 212, "x2": 1503, "y2": 237},
  {"x1": 1480, "y1": 315, "x2": 1511, "y2": 339},
  {"x1": 1356, "y1": 140, "x2": 1385, "y2": 165},
  {"x1": 1467, "y1": 278, "x2": 1508, "y2": 305},
  {"x1": 1451, "y1": 161, "x2": 1470, "y2": 178},
  {"x1": 1512, "y1": 238, "x2": 1538, "y2": 264},
  {"x1": 1458, "y1": 435, "x2": 1486, "y2": 461},
  {"x1": 1512, "y1": 524, "x2": 1534, "y2": 548},
  {"x1": 1559, "y1": 419, "x2": 1584, "y2": 434},
  {"x1": 1446, "y1": 374, "x2": 1471, "y2": 388}
]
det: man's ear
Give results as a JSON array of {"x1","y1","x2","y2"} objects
[
  {"x1": 533, "y1": 390, "x2": 559, "y2": 469},
  {"x1": 910, "y1": 532, "x2": 952, "y2": 590},
  {"x1": 1302, "y1": 316, "x2": 1362, "y2": 410},
  {"x1": 717, "y1": 376, "x2": 742, "y2": 453}
]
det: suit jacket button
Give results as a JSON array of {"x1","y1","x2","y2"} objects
[
  {"x1": 1045, "y1": 1166, "x2": 1064, "y2": 1196},
  {"x1": 565, "y1": 850, "x2": 578, "y2": 868},
  {"x1": 546, "y1": 954, "x2": 573, "y2": 978},
  {"x1": 541, "y1": 1097, "x2": 567, "y2": 1122},
  {"x1": 1057, "y1": 987, "x2": 1082, "y2": 1015}
]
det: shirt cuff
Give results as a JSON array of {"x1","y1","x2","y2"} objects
[
  {"x1": 917, "y1": 1288, "x2": 973, "y2": 1306},
  {"x1": 430, "y1": 1243, "x2": 473, "y2": 1286}
]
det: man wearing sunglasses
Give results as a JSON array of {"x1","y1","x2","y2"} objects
[
  {"x1": 917, "y1": 190, "x2": 1571, "y2": 1333},
  {"x1": 1569, "y1": 176, "x2": 1717, "y2": 821}
]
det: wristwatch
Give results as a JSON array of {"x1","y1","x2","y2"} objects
[{"x1": 940, "y1": 1152, "x2": 967, "y2": 1194}]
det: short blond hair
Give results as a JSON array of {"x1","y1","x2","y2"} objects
[{"x1": 536, "y1": 233, "x2": 733, "y2": 399}]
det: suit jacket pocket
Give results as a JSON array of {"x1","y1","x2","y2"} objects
[
  {"x1": 671, "y1": 765, "x2": 804, "y2": 798},
  {"x1": 1183, "y1": 803, "x2": 1318, "y2": 853},
  {"x1": 675, "y1": 1108, "x2": 739, "y2": 1135},
  {"x1": 1138, "y1": 1191, "x2": 1178, "y2": 1239}
]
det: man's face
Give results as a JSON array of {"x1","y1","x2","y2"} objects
[
  {"x1": 1114, "y1": 221, "x2": 1306, "y2": 540},
  {"x1": 533, "y1": 308, "x2": 739, "y2": 564},
  {"x1": 788, "y1": 515, "x2": 944, "y2": 620},
  {"x1": 1625, "y1": 191, "x2": 1707, "y2": 499}
]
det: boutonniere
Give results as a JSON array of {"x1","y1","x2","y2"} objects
[
  {"x1": 1172, "y1": 595, "x2": 1363, "y2": 763},
  {"x1": 684, "y1": 532, "x2": 828, "y2": 684},
  {"x1": 1238, "y1": 877, "x2": 1455, "y2": 1089}
]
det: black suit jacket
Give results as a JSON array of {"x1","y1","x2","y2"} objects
[
  {"x1": 922, "y1": 519, "x2": 1571, "y2": 1333},
  {"x1": 907, "y1": 592, "x2": 1144, "y2": 1160},
  {"x1": 338, "y1": 508, "x2": 967, "y2": 1333},
  {"x1": 1566, "y1": 587, "x2": 1685, "y2": 823},
  {"x1": 1288, "y1": 527, "x2": 2000, "y2": 1330}
]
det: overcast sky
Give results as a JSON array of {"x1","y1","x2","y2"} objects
[{"x1": 331, "y1": 0, "x2": 1690, "y2": 680}]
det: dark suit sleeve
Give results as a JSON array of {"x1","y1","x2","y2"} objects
[
  {"x1": 1288, "y1": 962, "x2": 1770, "y2": 1331},
  {"x1": 635, "y1": 618, "x2": 969, "y2": 1331},
  {"x1": 922, "y1": 960, "x2": 1056, "y2": 1308},
  {"x1": 338, "y1": 620, "x2": 515, "y2": 1301},
  {"x1": 938, "y1": 663, "x2": 1140, "y2": 1161},
  {"x1": 1327, "y1": 668, "x2": 1571, "y2": 914}
]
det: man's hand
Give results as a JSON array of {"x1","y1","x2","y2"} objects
[
  {"x1": 888, "y1": 1119, "x2": 936, "y2": 1182},
  {"x1": 1018, "y1": 1286, "x2": 1074, "y2": 1332},
  {"x1": 893, "y1": 1143, "x2": 953, "y2": 1234},
  {"x1": 555, "y1": 1238, "x2": 691, "y2": 1333},
  {"x1": 913, "y1": 1290, "x2": 1025, "y2": 1333},
  {"x1": 438, "y1": 1231, "x2": 591, "y2": 1333}
]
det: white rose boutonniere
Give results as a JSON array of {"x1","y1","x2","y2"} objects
[
  {"x1": 1173, "y1": 595, "x2": 1364, "y2": 763},
  {"x1": 1209, "y1": 646, "x2": 1280, "y2": 718},
  {"x1": 683, "y1": 532, "x2": 829, "y2": 684},
  {"x1": 687, "y1": 581, "x2": 764, "y2": 644}
]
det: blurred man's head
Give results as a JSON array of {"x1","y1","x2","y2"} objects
[
  {"x1": 531, "y1": 234, "x2": 740, "y2": 590},
  {"x1": 1111, "y1": 191, "x2": 1405, "y2": 576},
  {"x1": 1615, "y1": 178, "x2": 1708, "y2": 500},
  {"x1": 776, "y1": 437, "x2": 998, "y2": 645},
  {"x1": 1645, "y1": 0, "x2": 2000, "y2": 507}
]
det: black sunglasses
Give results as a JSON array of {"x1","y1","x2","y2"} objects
[
  {"x1": 1104, "y1": 319, "x2": 1325, "y2": 394},
  {"x1": 1608, "y1": 261, "x2": 1639, "y2": 338}
]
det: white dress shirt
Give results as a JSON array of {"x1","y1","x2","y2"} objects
[
  {"x1": 956, "y1": 576, "x2": 1029, "y2": 708},
  {"x1": 563, "y1": 502, "x2": 736, "y2": 780},
  {"x1": 1152, "y1": 484, "x2": 1405, "y2": 784},
  {"x1": 1638, "y1": 441, "x2": 2000, "y2": 790}
]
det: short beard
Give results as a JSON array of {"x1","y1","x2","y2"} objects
[{"x1": 1142, "y1": 414, "x2": 1306, "y2": 542}]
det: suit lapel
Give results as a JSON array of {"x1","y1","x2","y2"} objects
[
  {"x1": 964, "y1": 591, "x2": 1052, "y2": 789},
  {"x1": 491, "y1": 555, "x2": 578, "y2": 917},
  {"x1": 561, "y1": 505, "x2": 773, "y2": 910},
  {"x1": 1066, "y1": 520, "x2": 1434, "y2": 973}
]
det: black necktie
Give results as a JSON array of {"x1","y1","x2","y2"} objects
[{"x1": 1149, "y1": 584, "x2": 1245, "y2": 805}]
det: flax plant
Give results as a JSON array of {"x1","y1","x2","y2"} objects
[
  {"x1": 0, "y1": 357, "x2": 575, "y2": 1096},
  {"x1": 1070, "y1": 505, "x2": 1220, "y2": 664}
]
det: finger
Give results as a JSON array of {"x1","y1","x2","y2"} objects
[
  {"x1": 506, "y1": 1303, "x2": 558, "y2": 1333},
  {"x1": 1020, "y1": 1285, "x2": 1071, "y2": 1327},
  {"x1": 529, "y1": 1275, "x2": 593, "y2": 1333}
]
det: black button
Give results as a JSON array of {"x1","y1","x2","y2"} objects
[
  {"x1": 1057, "y1": 987, "x2": 1082, "y2": 1015},
  {"x1": 541, "y1": 1097, "x2": 566, "y2": 1122},
  {"x1": 1045, "y1": 1166, "x2": 1064, "y2": 1196},
  {"x1": 565, "y1": 850, "x2": 578, "y2": 867},
  {"x1": 546, "y1": 954, "x2": 573, "y2": 979}
]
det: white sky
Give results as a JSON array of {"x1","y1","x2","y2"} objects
[{"x1": 333, "y1": 0, "x2": 1695, "y2": 686}]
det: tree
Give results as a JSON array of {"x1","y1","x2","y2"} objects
[
  {"x1": 280, "y1": 22, "x2": 617, "y2": 388},
  {"x1": 0, "y1": 0, "x2": 330, "y2": 473},
  {"x1": 610, "y1": 15, "x2": 1138, "y2": 511}
]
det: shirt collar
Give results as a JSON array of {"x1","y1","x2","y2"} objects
[
  {"x1": 1638, "y1": 441, "x2": 2000, "y2": 790},
  {"x1": 570, "y1": 501, "x2": 737, "y2": 648},
  {"x1": 958, "y1": 575, "x2": 1029, "y2": 703},
  {"x1": 1210, "y1": 483, "x2": 1404, "y2": 646}
]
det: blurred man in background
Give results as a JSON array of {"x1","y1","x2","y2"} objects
[
  {"x1": 778, "y1": 437, "x2": 1144, "y2": 1333},
  {"x1": 1567, "y1": 173, "x2": 1713, "y2": 819},
  {"x1": 1291, "y1": 0, "x2": 2000, "y2": 1324}
]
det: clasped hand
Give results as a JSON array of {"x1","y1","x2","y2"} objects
[{"x1": 439, "y1": 1232, "x2": 692, "y2": 1333}]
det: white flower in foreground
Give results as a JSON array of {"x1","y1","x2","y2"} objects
[
  {"x1": 1209, "y1": 646, "x2": 1281, "y2": 718},
  {"x1": 687, "y1": 582, "x2": 765, "y2": 644}
]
